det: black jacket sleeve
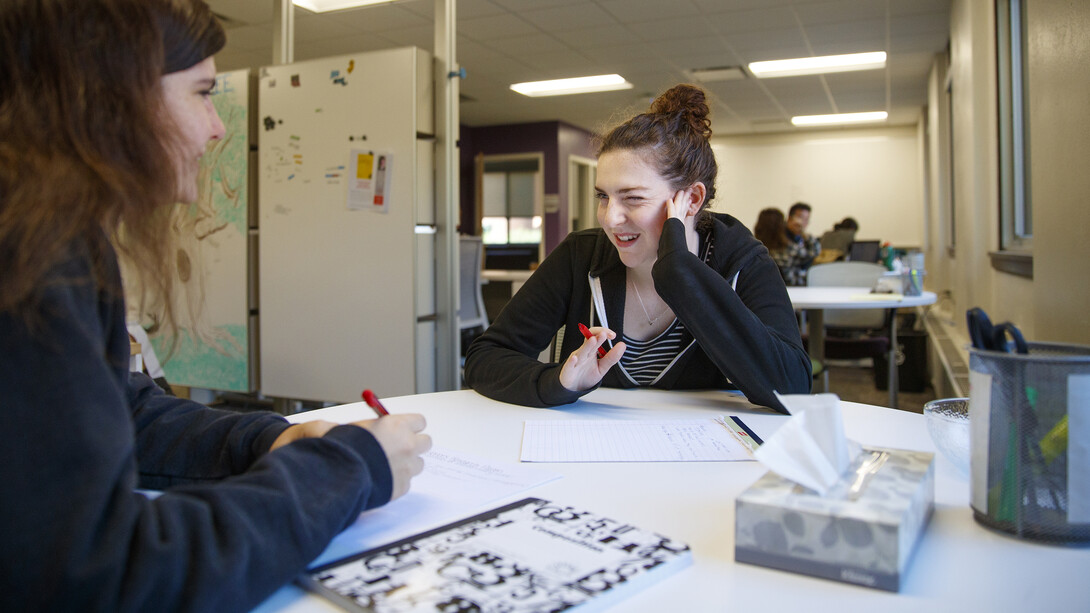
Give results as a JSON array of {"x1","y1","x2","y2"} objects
[
  {"x1": 654, "y1": 218, "x2": 811, "y2": 413},
  {"x1": 463, "y1": 234, "x2": 595, "y2": 407},
  {"x1": 0, "y1": 253, "x2": 393, "y2": 612}
]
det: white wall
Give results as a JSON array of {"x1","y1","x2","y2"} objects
[
  {"x1": 923, "y1": 0, "x2": 1090, "y2": 347},
  {"x1": 1026, "y1": 0, "x2": 1090, "y2": 344},
  {"x1": 710, "y1": 126, "x2": 924, "y2": 248}
]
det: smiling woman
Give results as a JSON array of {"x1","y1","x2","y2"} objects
[
  {"x1": 464, "y1": 84, "x2": 812, "y2": 413},
  {"x1": 161, "y1": 57, "x2": 226, "y2": 204}
]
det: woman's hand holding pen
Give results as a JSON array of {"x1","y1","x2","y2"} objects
[
  {"x1": 269, "y1": 413, "x2": 431, "y2": 502},
  {"x1": 355, "y1": 413, "x2": 431, "y2": 500},
  {"x1": 560, "y1": 325, "x2": 625, "y2": 392}
]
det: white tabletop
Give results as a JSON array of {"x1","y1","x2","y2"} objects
[
  {"x1": 255, "y1": 388, "x2": 1089, "y2": 613},
  {"x1": 787, "y1": 287, "x2": 938, "y2": 310}
]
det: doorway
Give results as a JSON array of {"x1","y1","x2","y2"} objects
[{"x1": 569, "y1": 155, "x2": 597, "y2": 233}]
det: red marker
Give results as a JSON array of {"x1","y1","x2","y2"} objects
[
  {"x1": 361, "y1": 389, "x2": 389, "y2": 417},
  {"x1": 578, "y1": 323, "x2": 607, "y2": 358}
]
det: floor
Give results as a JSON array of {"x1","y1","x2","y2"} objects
[{"x1": 821, "y1": 360, "x2": 937, "y2": 413}]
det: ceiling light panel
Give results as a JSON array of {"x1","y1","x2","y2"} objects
[
  {"x1": 510, "y1": 74, "x2": 633, "y2": 97},
  {"x1": 791, "y1": 111, "x2": 888, "y2": 126},
  {"x1": 749, "y1": 51, "x2": 887, "y2": 78},
  {"x1": 292, "y1": 0, "x2": 396, "y2": 13}
]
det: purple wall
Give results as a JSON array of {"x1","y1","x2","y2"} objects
[
  {"x1": 460, "y1": 121, "x2": 595, "y2": 254},
  {"x1": 556, "y1": 122, "x2": 599, "y2": 248}
]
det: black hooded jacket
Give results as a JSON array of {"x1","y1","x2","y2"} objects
[{"x1": 464, "y1": 213, "x2": 811, "y2": 413}]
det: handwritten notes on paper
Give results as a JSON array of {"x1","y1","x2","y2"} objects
[{"x1": 520, "y1": 417, "x2": 757, "y2": 462}]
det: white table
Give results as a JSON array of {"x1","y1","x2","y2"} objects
[
  {"x1": 481, "y1": 268, "x2": 534, "y2": 294},
  {"x1": 787, "y1": 287, "x2": 938, "y2": 408},
  {"x1": 254, "y1": 388, "x2": 1089, "y2": 613}
]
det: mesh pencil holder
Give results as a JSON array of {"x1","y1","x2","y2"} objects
[{"x1": 969, "y1": 342, "x2": 1090, "y2": 544}]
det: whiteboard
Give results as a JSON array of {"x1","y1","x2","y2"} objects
[
  {"x1": 143, "y1": 68, "x2": 253, "y2": 392},
  {"x1": 258, "y1": 48, "x2": 432, "y2": 403}
]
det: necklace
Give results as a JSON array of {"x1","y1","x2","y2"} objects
[{"x1": 630, "y1": 280, "x2": 667, "y2": 326}]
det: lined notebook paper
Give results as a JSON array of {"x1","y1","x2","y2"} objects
[{"x1": 520, "y1": 417, "x2": 760, "y2": 462}]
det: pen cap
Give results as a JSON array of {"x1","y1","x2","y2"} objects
[{"x1": 967, "y1": 341, "x2": 1090, "y2": 544}]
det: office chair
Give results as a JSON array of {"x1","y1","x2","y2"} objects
[
  {"x1": 805, "y1": 262, "x2": 892, "y2": 390},
  {"x1": 458, "y1": 235, "x2": 489, "y2": 356}
]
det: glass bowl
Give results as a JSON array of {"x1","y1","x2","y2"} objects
[{"x1": 923, "y1": 398, "x2": 970, "y2": 478}]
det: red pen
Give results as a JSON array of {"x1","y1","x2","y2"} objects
[
  {"x1": 361, "y1": 389, "x2": 389, "y2": 417},
  {"x1": 578, "y1": 323, "x2": 607, "y2": 358}
]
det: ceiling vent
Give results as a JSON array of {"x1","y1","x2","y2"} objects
[{"x1": 684, "y1": 66, "x2": 747, "y2": 83}]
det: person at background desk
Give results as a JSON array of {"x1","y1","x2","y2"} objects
[
  {"x1": 775, "y1": 202, "x2": 822, "y2": 286},
  {"x1": 0, "y1": 1, "x2": 430, "y2": 610},
  {"x1": 464, "y1": 84, "x2": 810, "y2": 413},
  {"x1": 753, "y1": 207, "x2": 790, "y2": 261},
  {"x1": 817, "y1": 217, "x2": 859, "y2": 261}
]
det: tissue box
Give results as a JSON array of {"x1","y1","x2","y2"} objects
[{"x1": 735, "y1": 446, "x2": 934, "y2": 591}]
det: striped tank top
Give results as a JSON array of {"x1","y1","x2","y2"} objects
[{"x1": 619, "y1": 319, "x2": 688, "y2": 385}]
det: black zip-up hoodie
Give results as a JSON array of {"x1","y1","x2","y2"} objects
[{"x1": 465, "y1": 212, "x2": 811, "y2": 413}]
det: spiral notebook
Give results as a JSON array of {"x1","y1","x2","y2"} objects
[{"x1": 299, "y1": 497, "x2": 692, "y2": 612}]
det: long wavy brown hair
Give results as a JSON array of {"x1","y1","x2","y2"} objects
[{"x1": 0, "y1": 0, "x2": 224, "y2": 343}]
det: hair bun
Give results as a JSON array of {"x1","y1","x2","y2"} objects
[{"x1": 650, "y1": 84, "x2": 711, "y2": 139}]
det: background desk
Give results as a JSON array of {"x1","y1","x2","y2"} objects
[
  {"x1": 481, "y1": 268, "x2": 534, "y2": 293},
  {"x1": 481, "y1": 269, "x2": 535, "y2": 322},
  {"x1": 787, "y1": 287, "x2": 937, "y2": 409},
  {"x1": 255, "y1": 388, "x2": 1088, "y2": 613}
]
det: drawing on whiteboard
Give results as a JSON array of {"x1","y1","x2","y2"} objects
[{"x1": 143, "y1": 70, "x2": 251, "y2": 391}]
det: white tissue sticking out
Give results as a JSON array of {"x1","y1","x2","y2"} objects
[{"x1": 754, "y1": 393, "x2": 863, "y2": 496}]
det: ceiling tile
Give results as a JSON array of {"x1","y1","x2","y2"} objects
[
  {"x1": 322, "y1": 5, "x2": 432, "y2": 32},
  {"x1": 704, "y1": 6, "x2": 798, "y2": 34},
  {"x1": 459, "y1": 13, "x2": 539, "y2": 40},
  {"x1": 205, "y1": 0, "x2": 950, "y2": 134},
  {"x1": 794, "y1": 0, "x2": 887, "y2": 25},
  {"x1": 487, "y1": 33, "x2": 570, "y2": 56},
  {"x1": 519, "y1": 3, "x2": 617, "y2": 31},
  {"x1": 598, "y1": 0, "x2": 702, "y2": 22}
]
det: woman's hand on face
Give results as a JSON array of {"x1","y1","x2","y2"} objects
[
  {"x1": 665, "y1": 188, "x2": 691, "y2": 221},
  {"x1": 558, "y1": 326, "x2": 625, "y2": 392}
]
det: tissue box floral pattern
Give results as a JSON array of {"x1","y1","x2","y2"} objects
[{"x1": 735, "y1": 447, "x2": 934, "y2": 591}]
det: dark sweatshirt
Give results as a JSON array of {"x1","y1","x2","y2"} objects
[
  {"x1": 0, "y1": 238, "x2": 392, "y2": 612},
  {"x1": 464, "y1": 213, "x2": 811, "y2": 413}
]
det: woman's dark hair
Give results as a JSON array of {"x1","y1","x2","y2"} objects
[
  {"x1": 160, "y1": 0, "x2": 225, "y2": 74},
  {"x1": 753, "y1": 208, "x2": 789, "y2": 252},
  {"x1": 788, "y1": 202, "x2": 812, "y2": 218},
  {"x1": 835, "y1": 217, "x2": 859, "y2": 231},
  {"x1": 0, "y1": 0, "x2": 224, "y2": 336},
  {"x1": 597, "y1": 84, "x2": 718, "y2": 215}
]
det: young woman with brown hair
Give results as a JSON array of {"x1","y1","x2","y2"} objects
[
  {"x1": 464, "y1": 84, "x2": 810, "y2": 413},
  {"x1": 0, "y1": 1, "x2": 429, "y2": 609}
]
